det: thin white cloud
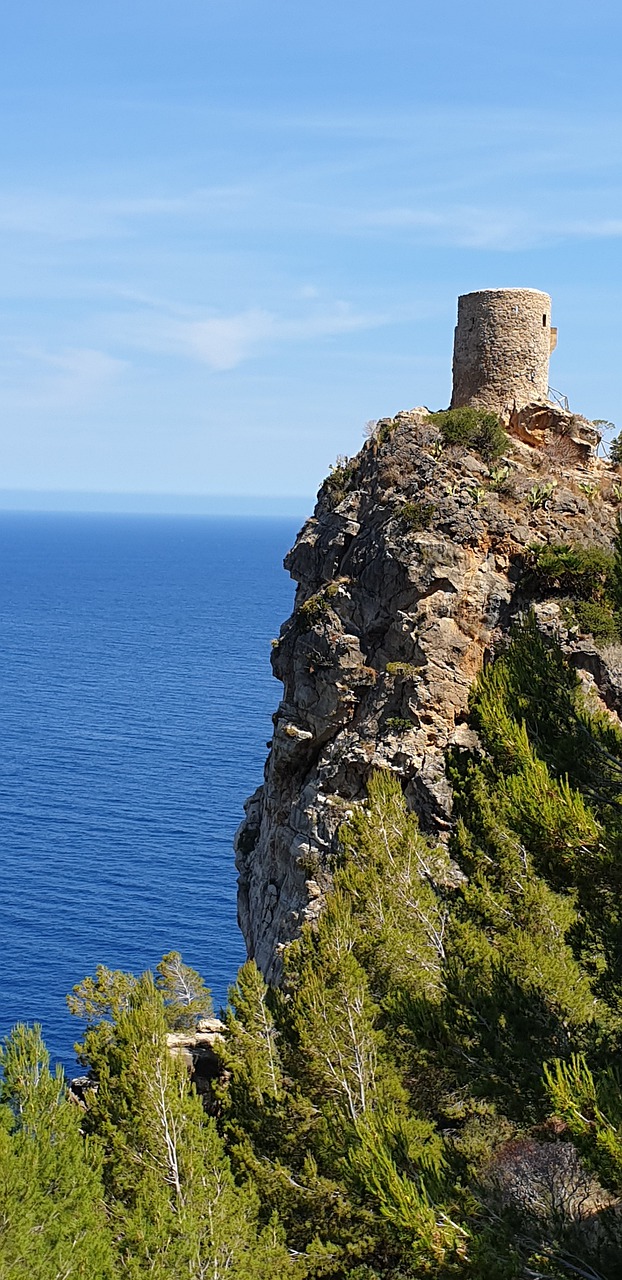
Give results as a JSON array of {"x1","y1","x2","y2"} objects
[
  {"x1": 0, "y1": 104, "x2": 620, "y2": 253},
  {"x1": 103, "y1": 302, "x2": 387, "y2": 371},
  {"x1": 0, "y1": 345, "x2": 126, "y2": 410},
  {"x1": 0, "y1": 186, "x2": 246, "y2": 240}
]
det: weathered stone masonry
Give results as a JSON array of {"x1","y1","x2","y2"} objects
[{"x1": 451, "y1": 287, "x2": 557, "y2": 417}]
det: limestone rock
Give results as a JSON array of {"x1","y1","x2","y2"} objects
[
  {"x1": 166, "y1": 1020, "x2": 225, "y2": 1094},
  {"x1": 236, "y1": 408, "x2": 620, "y2": 981}
]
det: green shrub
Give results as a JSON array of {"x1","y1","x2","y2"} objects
[
  {"x1": 609, "y1": 432, "x2": 622, "y2": 465},
  {"x1": 386, "y1": 716, "x2": 413, "y2": 732},
  {"x1": 526, "y1": 541, "x2": 622, "y2": 643},
  {"x1": 487, "y1": 464, "x2": 511, "y2": 493},
  {"x1": 298, "y1": 592, "x2": 330, "y2": 630},
  {"x1": 397, "y1": 500, "x2": 435, "y2": 531},
  {"x1": 325, "y1": 576, "x2": 351, "y2": 598},
  {"x1": 386, "y1": 662, "x2": 419, "y2": 679},
  {"x1": 528, "y1": 542, "x2": 614, "y2": 601},
  {"x1": 573, "y1": 599, "x2": 619, "y2": 642},
  {"x1": 427, "y1": 406, "x2": 508, "y2": 462},
  {"x1": 324, "y1": 455, "x2": 357, "y2": 506}
]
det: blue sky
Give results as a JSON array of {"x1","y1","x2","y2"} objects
[{"x1": 1, "y1": 0, "x2": 622, "y2": 509}]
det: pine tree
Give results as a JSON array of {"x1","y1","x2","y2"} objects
[
  {"x1": 155, "y1": 950, "x2": 213, "y2": 1029},
  {"x1": 224, "y1": 959, "x2": 283, "y2": 1105},
  {"x1": 0, "y1": 1022, "x2": 117, "y2": 1279},
  {"x1": 74, "y1": 971, "x2": 297, "y2": 1279}
]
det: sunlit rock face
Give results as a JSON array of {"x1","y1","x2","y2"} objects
[{"x1": 236, "y1": 403, "x2": 618, "y2": 982}]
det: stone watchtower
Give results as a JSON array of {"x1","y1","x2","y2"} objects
[{"x1": 451, "y1": 287, "x2": 557, "y2": 419}]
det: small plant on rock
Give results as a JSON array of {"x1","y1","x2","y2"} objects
[
  {"x1": 298, "y1": 592, "x2": 330, "y2": 631},
  {"x1": 488, "y1": 464, "x2": 511, "y2": 493},
  {"x1": 386, "y1": 661, "x2": 419, "y2": 679},
  {"x1": 397, "y1": 500, "x2": 436, "y2": 531},
  {"x1": 325, "y1": 577, "x2": 350, "y2": 598},
  {"x1": 386, "y1": 716, "x2": 413, "y2": 733},
  {"x1": 578, "y1": 480, "x2": 599, "y2": 500},
  {"x1": 527, "y1": 481, "x2": 557, "y2": 510},
  {"x1": 324, "y1": 455, "x2": 357, "y2": 506},
  {"x1": 375, "y1": 418, "x2": 397, "y2": 445}
]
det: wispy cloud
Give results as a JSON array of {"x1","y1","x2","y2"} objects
[
  {"x1": 0, "y1": 105, "x2": 620, "y2": 253},
  {"x1": 0, "y1": 186, "x2": 246, "y2": 240},
  {"x1": 0, "y1": 345, "x2": 126, "y2": 410},
  {"x1": 102, "y1": 301, "x2": 387, "y2": 370}
]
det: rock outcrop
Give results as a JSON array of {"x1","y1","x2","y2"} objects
[
  {"x1": 236, "y1": 406, "x2": 621, "y2": 981},
  {"x1": 166, "y1": 1017, "x2": 225, "y2": 1096}
]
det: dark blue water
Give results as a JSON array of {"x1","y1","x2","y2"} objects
[{"x1": 0, "y1": 513, "x2": 298, "y2": 1067}]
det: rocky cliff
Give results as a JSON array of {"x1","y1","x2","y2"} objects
[{"x1": 235, "y1": 404, "x2": 622, "y2": 980}]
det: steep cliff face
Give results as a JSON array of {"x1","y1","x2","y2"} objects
[{"x1": 235, "y1": 406, "x2": 621, "y2": 980}]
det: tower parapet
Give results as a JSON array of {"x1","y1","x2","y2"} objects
[{"x1": 451, "y1": 287, "x2": 556, "y2": 419}]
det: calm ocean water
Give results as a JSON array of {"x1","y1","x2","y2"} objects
[{"x1": 0, "y1": 513, "x2": 298, "y2": 1068}]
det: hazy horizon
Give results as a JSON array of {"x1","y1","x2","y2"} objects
[{"x1": 0, "y1": 489, "x2": 314, "y2": 517}]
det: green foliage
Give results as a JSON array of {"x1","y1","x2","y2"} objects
[
  {"x1": 0, "y1": 1023, "x2": 117, "y2": 1279},
  {"x1": 74, "y1": 972, "x2": 297, "y2": 1279},
  {"x1": 527, "y1": 539, "x2": 622, "y2": 643},
  {"x1": 386, "y1": 716, "x2": 413, "y2": 732},
  {"x1": 611, "y1": 514, "x2": 622, "y2": 615},
  {"x1": 385, "y1": 661, "x2": 419, "y2": 679},
  {"x1": 609, "y1": 432, "x2": 622, "y2": 465},
  {"x1": 396, "y1": 500, "x2": 436, "y2": 531},
  {"x1": 298, "y1": 592, "x2": 330, "y2": 631},
  {"x1": 427, "y1": 407, "x2": 508, "y2": 462},
  {"x1": 67, "y1": 963, "x2": 137, "y2": 1024},
  {"x1": 526, "y1": 480, "x2": 557, "y2": 509},
  {"x1": 527, "y1": 541, "x2": 614, "y2": 600},
  {"x1": 223, "y1": 960, "x2": 284, "y2": 1107},
  {"x1": 324, "y1": 455, "x2": 357, "y2": 506},
  {"x1": 155, "y1": 950, "x2": 213, "y2": 1029},
  {"x1": 573, "y1": 598, "x2": 619, "y2": 641},
  {"x1": 487, "y1": 464, "x2": 511, "y2": 492},
  {"x1": 545, "y1": 1054, "x2": 622, "y2": 1195},
  {"x1": 374, "y1": 418, "x2": 397, "y2": 445},
  {"x1": 12, "y1": 611, "x2": 622, "y2": 1277}
]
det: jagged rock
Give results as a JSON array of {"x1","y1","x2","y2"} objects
[
  {"x1": 68, "y1": 1074, "x2": 96, "y2": 1107},
  {"x1": 236, "y1": 408, "x2": 619, "y2": 981},
  {"x1": 508, "y1": 399, "x2": 601, "y2": 459}
]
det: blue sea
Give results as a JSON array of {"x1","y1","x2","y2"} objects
[{"x1": 0, "y1": 513, "x2": 298, "y2": 1068}]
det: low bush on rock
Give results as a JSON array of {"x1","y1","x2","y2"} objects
[
  {"x1": 527, "y1": 538, "x2": 622, "y2": 643},
  {"x1": 427, "y1": 405, "x2": 508, "y2": 462},
  {"x1": 397, "y1": 500, "x2": 436, "y2": 531}
]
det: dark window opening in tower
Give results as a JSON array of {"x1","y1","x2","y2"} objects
[{"x1": 543, "y1": 314, "x2": 547, "y2": 325}]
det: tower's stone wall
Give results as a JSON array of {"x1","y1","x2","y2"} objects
[{"x1": 451, "y1": 287, "x2": 554, "y2": 417}]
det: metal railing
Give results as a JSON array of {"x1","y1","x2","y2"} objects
[{"x1": 548, "y1": 386, "x2": 570, "y2": 412}]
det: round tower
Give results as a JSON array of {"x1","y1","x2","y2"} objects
[{"x1": 451, "y1": 288, "x2": 556, "y2": 418}]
